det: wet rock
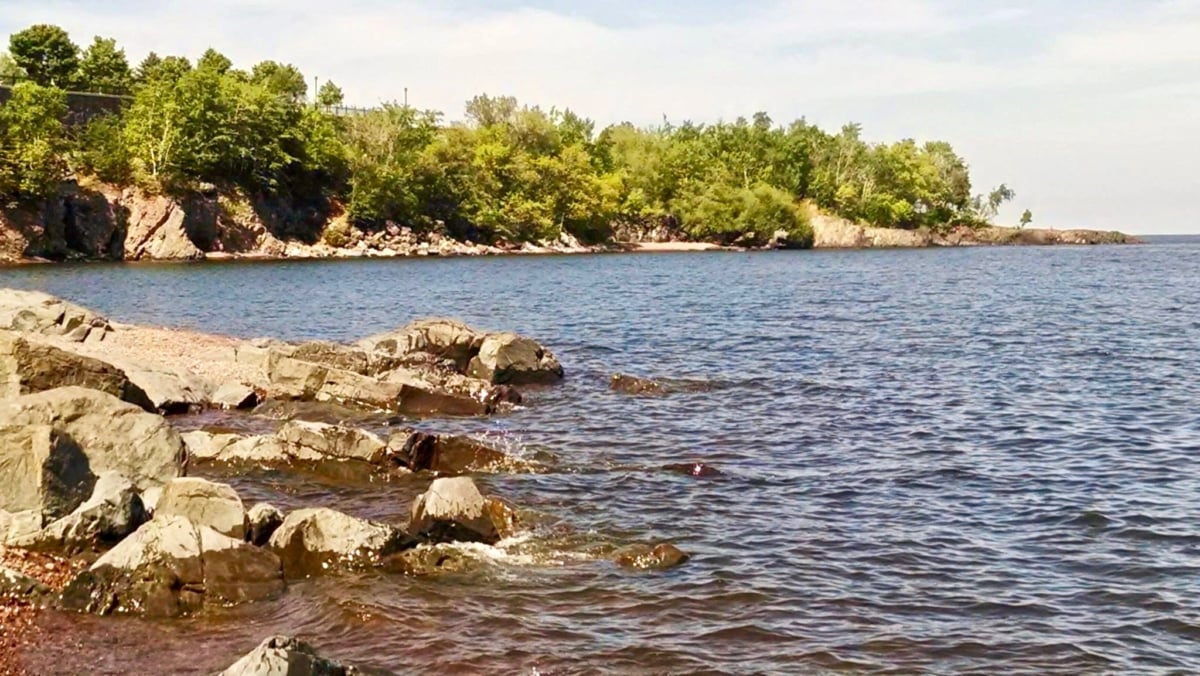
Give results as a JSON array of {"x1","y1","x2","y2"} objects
[
  {"x1": 662, "y1": 462, "x2": 724, "y2": 478},
  {"x1": 59, "y1": 515, "x2": 284, "y2": 617},
  {"x1": 609, "y1": 373, "x2": 713, "y2": 396},
  {"x1": 246, "y1": 503, "x2": 284, "y2": 546},
  {"x1": 467, "y1": 332, "x2": 564, "y2": 385},
  {"x1": 156, "y1": 477, "x2": 246, "y2": 540},
  {"x1": 387, "y1": 431, "x2": 513, "y2": 474},
  {"x1": 0, "y1": 425, "x2": 95, "y2": 521},
  {"x1": 218, "y1": 635, "x2": 367, "y2": 676},
  {"x1": 0, "y1": 332, "x2": 154, "y2": 410},
  {"x1": 382, "y1": 544, "x2": 478, "y2": 577},
  {"x1": 17, "y1": 472, "x2": 147, "y2": 553},
  {"x1": 211, "y1": 383, "x2": 259, "y2": 410},
  {"x1": 408, "y1": 477, "x2": 517, "y2": 545},
  {"x1": 614, "y1": 543, "x2": 690, "y2": 570},
  {"x1": 357, "y1": 319, "x2": 485, "y2": 370},
  {"x1": 0, "y1": 387, "x2": 186, "y2": 493},
  {"x1": 0, "y1": 289, "x2": 110, "y2": 342},
  {"x1": 0, "y1": 566, "x2": 52, "y2": 602},
  {"x1": 268, "y1": 507, "x2": 414, "y2": 576},
  {"x1": 277, "y1": 420, "x2": 387, "y2": 465}
]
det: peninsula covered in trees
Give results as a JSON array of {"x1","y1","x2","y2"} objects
[{"x1": 2, "y1": 23, "x2": 1042, "y2": 254}]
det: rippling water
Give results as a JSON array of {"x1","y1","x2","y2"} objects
[{"x1": 3, "y1": 241, "x2": 1200, "y2": 674}]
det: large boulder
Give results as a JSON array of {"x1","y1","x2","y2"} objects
[
  {"x1": 467, "y1": 332, "x2": 564, "y2": 385},
  {"x1": 0, "y1": 425, "x2": 95, "y2": 521},
  {"x1": 0, "y1": 332, "x2": 153, "y2": 409},
  {"x1": 268, "y1": 507, "x2": 414, "y2": 577},
  {"x1": 387, "y1": 430, "x2": 515, "y2": 474},
  {"x1": 0, "y1": 387, "x2": 186, "y2": 493},
  {"x1": 59, "y1": 515, "x2": 284, "y2": 617},
  {"x1": 12, "y1": 471, "x2": 147, "y2": 553},
  {"x1": 156, "y1": 477, "x2": 246, "y2": 539},
  {"x1": 218, "y1": 635, "x2": 367, "y2": 676},
  {"x1": 277, "y1": 421, "x2": 386, "y2": 465},
  {"x1": 93, "y1": 353, "x2": 212, "y2": 414},
  {"x1": 182, "y1": 430, "x2": 290, "y2": 464},
  {"x1": 0, "y1": 289, "x2": 110, "y2": 342},
  {"x1": 407, "y1": 477, "x2": 517, "y2": 546},
  {"x1": 357, "y1": 319, "x2": 484, "y2": 369}
]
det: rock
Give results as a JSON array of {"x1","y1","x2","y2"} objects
[
  {"x1": 95, "y1": 354, "x2": 211, "y2": 414},
  {"x1": 609, "y1": 373, "x2": 714, "y2": 396},
  {"x1": 407, "y1": 477, "x2": 517, "y2": 545},
  {"x1": 467, "y1": 332, "x2": 564, "y2": 385},
  {"x1": 388, "y1": 431, "x2": 513, "y2": 474},
  {"x1": 0, "y1": 565, "x2": 52, "y2": 602},
  {"x1": 182, "y1": 430, "x2": 289, "y2": 464},
  {"x1": 123, "y1": 195, "x2": 205, "y2": 261},
  {"x1": 0, "y1": 289, "x2": 110, "y2": 342},
  {"x1": 268, "y1": 508, "x2": 414, "y2": 576},
  {"x1": 0, "y1": 425, "x2": 95, "y2": 521},
  {"x1": 211, "y1": 383, "x2": 260, "y2": 410},
  {"x1": 277, "y1": 421, "x2": 387, "y2": 465},
  {"x1": 381, "y1": 544, "x2": 478, "y2": 577},
  {"x1": 662, "y1": 462, "x2": 723, "y2": 478},
  {"x1": 20, "y1": 472, "x2": 148, "y2": 553},
  {"x1": 0, "y1": 387, "x2": 186, "y2": 493},
  {"x1": 246, "y1": 503, "x2": 284, "y2": 546},
  {"x1": 156, "y1": 477, "x2": 246, "y2": 539},
  {"x1": 59, "y1": 515, "x2": 284, "y2": 617},
  {"x1": 614, "y1": 543, "x2": 690, "y2": 570},
  {"x1": 357, "y1": 319, "x2": 484, "y2": 369},
  {"x1": 0, "y1": 332, "x2": 154, "y2": 410},
  {"x1": 217, "y1": 635, "x2": 366, "y2": 676}
]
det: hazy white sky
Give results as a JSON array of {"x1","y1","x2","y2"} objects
[{"x1": 4, "y1": 0, "x2": 1199, "y2": 233}]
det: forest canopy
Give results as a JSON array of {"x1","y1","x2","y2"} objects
[{"x1": 0, "y1": 23, "x2": 1016, "y2": 247}]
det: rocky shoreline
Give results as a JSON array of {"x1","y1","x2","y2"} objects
[
  {"x1": 0, "y1": 288, "x2": 688, "y2": 675},
  {"x1": 0, "y1": 182, "x2": 1138, "y2": 266}
]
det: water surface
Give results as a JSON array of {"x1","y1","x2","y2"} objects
[{"x1": 3, "y1": 242, "x2": 1199, "y2": 674}]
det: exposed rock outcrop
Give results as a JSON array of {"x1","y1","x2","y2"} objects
[
  {"x1": 467, "y1": 332, "x2": 564, "y2": 385},
  {"x1": 0, "y1": 289, "x2": 110, "y2": 342},
  {"x1": 0, "y1": 425, "x2": 95, "y2": 522},
  {"x1": 0, "y1": 387, "x2": 186, "y2": 493},
  {"x1": 156, "y1": 477, "x2": 246, "y2": 540},
  {"x1": 268, "y1": 508, "x2": 414, "y2": 576},
  {"x1": 211, "y1": 383, "x2": 259, "y2": 410},
  {"x1": 59, "y1": 515, "x2": 284, "y2": 617},
  {"x1": 276, "y1": 420, "x2": 387, "y2": 465},
  {"x1": 9, "y1": 472, "x2": 147, "y2": 553},
  {"x1": 218, "y1": 635, "x2": 370, "y2": 676},
  {"x1": 0, "y1": 332, "x2": 154, "y2": 409},
  {"x1": 407, "y1": 477, "x2": 517, "y2": 546}
]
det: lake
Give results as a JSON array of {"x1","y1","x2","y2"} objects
[{"x1": 3, "y1": 241, "x2": 1199, "y2": 674}]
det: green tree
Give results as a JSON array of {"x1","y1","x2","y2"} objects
[
  {"x1": 316, "y1": 80, "x2": 344, "y2": 107},
  {"x1": 0, "y1": 82, "x2": 69, "y2": 198},
  {"x1": 250, "y1": 61, "x2": 306, "y2": 101},
  {"x1": 1019, "y1": 209, "x2": 1032, "y2": 229},
  {"x1": 76, "y1": 36, "x2": 132, "y2": 94},
  {"x1": 197, "y1": 48, "x2": 233, "y2": 75},
  {"x1": 0, "y1": 52, "x2": 26, "y2": 85},
  {"x1": 8, "y1": 24, "x2": 79, "y2": 88}
]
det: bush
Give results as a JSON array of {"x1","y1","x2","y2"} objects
[{"x1": 71, "y1": 114, "x2": 132, "y2": 184}]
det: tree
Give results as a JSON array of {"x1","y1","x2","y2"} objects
[
  {"x1": 76, "y1": 36, "x2": 132, "y2": 94},
  {"x1": 0, "y1": 52, "x2": 26, "y2": 85},
  {"x1": 1019, "y1": 209, "x2": 1032, "y2": 229},
  {"x1": 8, "y1": 24, "x2": 79, "y2": 88},
  {"x1": 250, "y1": 61, "x2": 306, "y2": 101},
  {"x1": 197, "y1": 48, "x2": 232, "y2": 75},
  {"x1": 0, "y1": 82, "x2": 69, "y2": 198},
  {"x1": 317, "y1": 80, "x2": 344, "y2": 107}
]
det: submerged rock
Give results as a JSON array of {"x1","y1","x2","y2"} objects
[
  {"x1": 408, "y1": 477, "x2": 517, "y2": 546},
  {"x1": 156, "y1": 477, "x2": 246, "y2": 540},
  {"x1": 467, "y1": 332, "x2": 564, "y2": 385},
  {"x1": 609, "y1": 373, "x2": 713, "y2": 396},
  {"x1": 0, "y1": 387, "x2": 186, "y2": 494},
  {"x1": 268, "y1": 507, "x2": 414, "y2": 577},
  {"x1": 382, "y1": 544, "x2": 479, "y2": 577},
  {"x1": 614, "y1": 543, "x2": 690, "y2": 570},
  {"x1": 218, "y1": 635, "x2": 370, "y2": 676},
  {"x1": 59, "y1": 515, "x2": 284, "y2": 617}
]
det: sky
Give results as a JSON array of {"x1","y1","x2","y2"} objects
[{"x1": 3, "y1": 0, "x2": 1199, "y2": 234}]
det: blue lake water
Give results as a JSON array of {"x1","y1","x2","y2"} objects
[{"x1": 3, "y1": 241, "x2": 1199, "y2": 674}]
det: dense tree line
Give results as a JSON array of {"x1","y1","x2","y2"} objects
[{"x1": 0, "y1": 24, "x2": 1016, "y2": 246}]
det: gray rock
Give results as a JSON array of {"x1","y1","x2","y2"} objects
[
  {"x1": 0, "y1": 565, "x2": 51, "y2": 602},
  {"x1": 157, "y1": 477, "x2": 246, "y2": 539},
  {"x1": 212, "y1": 383, "x2": 259, "y2": 410},
  {"x1": 357, "y1": 318, "x2": 484, "y2": 369},
  {"x1": 467, "y1": 332, "x2": 564, "y2": 385},
  {"x1": 59, "y1": 515, "x2": 284, "y2": 617},
  {"x1": 268, "y1": 507, "x2": 413, "y2": 577},
  {"x1": 217, "y1": 635, "x2": 368, "y2": 676},
  {"x1": 277, "y1": 420, "x2": 387, "y2": 465},
  {"x1": 246, "y1": 503, "x2": 284, "y2": 546},
  {"x1": 0, "y1": 387, "x2": 185, "y2": 493},
  {"x1": 407, "y1": 477, "x2": 517, "y2": 546},
  {"x1": 0, "y1": 331, "x2": 154, "y2": 410},
  {"x1": 182, "y1": 430, "x2": 289, "y2": 464},
  {"x1": 21, "y1": 472, "x2": 147, "y2": 553},
  {"x1": 0, "y1": 425, "x2": 95, "y2": 521},
  {"x1": 0, "y1": 289, "x2": 110, "y2": 342}
]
